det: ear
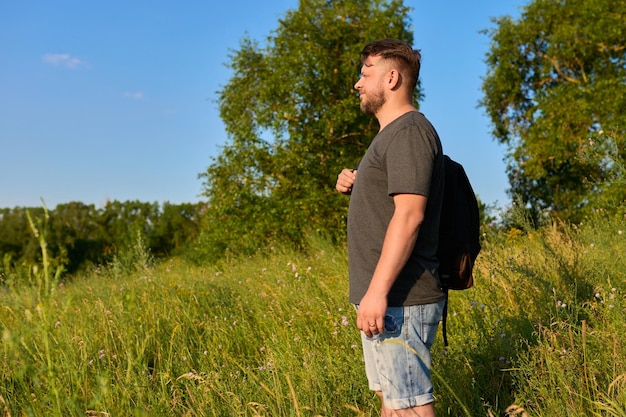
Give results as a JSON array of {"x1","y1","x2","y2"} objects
[{"x1": 387, "y1": 69, "x2": 401, "y2": 90}]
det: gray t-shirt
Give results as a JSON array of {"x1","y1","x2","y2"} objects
[{"x1": 347, "y1": 111, "x2": 445, "y2": 306}]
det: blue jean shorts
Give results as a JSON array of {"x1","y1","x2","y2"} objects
[{"x1": 358, "y1": 301, "x2": 444, "y2": 409}]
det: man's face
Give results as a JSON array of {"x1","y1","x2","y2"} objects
[{"x1": 354, "y1": 55, "x2": 387, "y2": 115}]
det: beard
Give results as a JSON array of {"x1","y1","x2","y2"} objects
[{"x1": 360, "y1": 88, "x2": 386, "y2": 115}]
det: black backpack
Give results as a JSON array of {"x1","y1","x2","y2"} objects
[{"x1": 437, "y1": 155, "x2": 481, "y2": 346}]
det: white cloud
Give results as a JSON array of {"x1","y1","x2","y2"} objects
[
  {"x1": 42, "y1": 53, "x2": 87, "y2": 69},
  {"x1": 123, "y1": 91, "x2": 144, "y2": 100}
]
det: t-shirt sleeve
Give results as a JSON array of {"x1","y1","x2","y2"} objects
[{"x1": 385, "y1": 125, "x2": 437, "y2": 197}]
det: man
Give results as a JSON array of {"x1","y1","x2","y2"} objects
[{"x1": 335, "y1": 39, "x2": 446, "y2": 416}]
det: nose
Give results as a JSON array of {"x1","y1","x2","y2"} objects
[{"x1": 354, "y1": 78, "x2": 362, "y2": 90}]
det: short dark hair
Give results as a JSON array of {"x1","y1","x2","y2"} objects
[{"x1": 360, "y1": 39, "x2": 421, "y2": 92}]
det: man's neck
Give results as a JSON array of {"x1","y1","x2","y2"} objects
[{"x1": 376, "y1": 103, "x2": 417, "y2": 131}]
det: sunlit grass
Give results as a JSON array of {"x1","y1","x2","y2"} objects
[
  {"x1": 1, "y1": 236, "x2": 374, "y2": 416},
  {"x1": 1, "y1": 213, "x2": 624, "y2": 416}
]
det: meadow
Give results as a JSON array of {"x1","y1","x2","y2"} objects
[{"x1": 1, "y1": 211, "x2": 624, "y2": 416}]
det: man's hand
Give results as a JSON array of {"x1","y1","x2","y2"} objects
[
  {"x1": 357, "y1": 290, "x2": 387, "y2": 338},
  {"x1": 336, "y1": 169, "x2": 357, "y2": 194}
]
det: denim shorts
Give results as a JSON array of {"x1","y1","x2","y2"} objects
[{"x1": 358, "y1": 301, "x2": 444, "y2": 409}]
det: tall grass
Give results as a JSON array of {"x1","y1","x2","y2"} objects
[
  {"x1": 1, "y1": 211, "x2": 624, "y2": 416},
  {"x1": 437, "y1": 211, "x2": 625, "y2": 416},
  {"x1": 1, "y1": 236, "x2": 372, "y2": 416}
]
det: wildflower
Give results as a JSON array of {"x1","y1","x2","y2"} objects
[
  {"x1": 341, "y1": 316, "x2": 349, "y2": 326},
  {"x1": 55, "y1": 321, "x2": 61, "y2": 327},
  {"x1": 595, "y1": 293, "x2": 601, "y2": 298},
  {"x1": 619, "y1": 230, "x2": 623, "y2": 235},
  {"x1": 351, "y1": 344, "x2": 358, "y2": 349},
  {"x1": 99, "y1": 350, "x2": 105, "y2": 359}
]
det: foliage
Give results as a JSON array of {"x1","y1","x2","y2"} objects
[
  {"x1": 0, "y1": 201, "x2": 206, "y2": 284},
  {"x1": 480, "y1": 0, "x2": 626, "y2": 222},
  {"x1": 1, "y1": 210, "x2": 625, "y2": 416},
  {"x1": 197, "y1": 0, "x2": 417, "y2": 262},
  {"x1": 576, "y1": 129, "x2": 626, "y2": 219}
]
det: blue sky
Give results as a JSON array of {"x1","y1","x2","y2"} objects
[{"x1": 0, "y1": 0, "x2": 524, "y2": 210}]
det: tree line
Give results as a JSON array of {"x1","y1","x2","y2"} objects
[{"x1": 0, "y1": 200, "x2": 206, "y2": 281}]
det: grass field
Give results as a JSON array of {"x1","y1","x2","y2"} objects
[{"x1": 1, "y1": 212, "x2": 625, "y2": 416}]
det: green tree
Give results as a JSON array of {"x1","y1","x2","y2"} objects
[
  {"x1": 0, "y1": 207, "x2": 46, "y2": 269},
  {"x1": 0, "y1": 208, "x2": 28, "y2": 266},
  {"x1": 1, "y1": 200, "x2": 209, "y2": 284},
  {"x1": 151, "y1": 202, "x2": 206, "y2": 257},
  {"x1": 198, "y1": 0, "x2": 417, "y2": 261},
  {"x1": 98, "y1": 200, "x2": 161, "y2": 254},
  {"x1": 48, "y1": 202, "x2": 102, "y2": 274},
  {"x1": 480, "y1": 0, "x2": 626, "y2": 222}
]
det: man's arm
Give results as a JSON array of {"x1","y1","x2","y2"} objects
[{"x1": 357, "y1": 193, "x2": 427, "y2": 337}]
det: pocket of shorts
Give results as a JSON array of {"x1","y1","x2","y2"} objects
[{"x1": 383, "y1": 314, "x2": 400, "y2": 334}]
